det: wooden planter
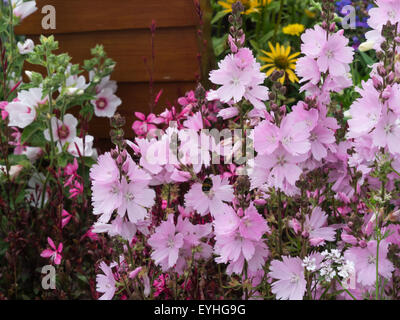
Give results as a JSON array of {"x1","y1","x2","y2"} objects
[{"x1": 15, "y1": 0, "x2": 212, "y2": 146}]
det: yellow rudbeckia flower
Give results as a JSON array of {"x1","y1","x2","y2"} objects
[
  {"x1": 282, "y1": 24, "x2": 305, "y2": 36},
  {"x1": 259, "y1": 42, "x2": 300, "y2": 84},
  {"x1": 217, "y1": 0, "x2": 272, "y2": 15}
]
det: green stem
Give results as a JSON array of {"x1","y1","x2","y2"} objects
[
  {"x1": 335, "y1": 276, "x2": 357, "y2": 300},
  {"x1": 273, "y1": 0, "x2": 284, "y2": 42}
]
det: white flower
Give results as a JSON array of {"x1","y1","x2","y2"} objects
[
  {"x1": 44, "y1": 114, "x2": 78, "y2": 146},
  {"x1": 89, "y1": 71, "x2": 118, "y2": 94},
  {"x1": 12, "y1": 0, "x2": 37, "y2": 20},
  {"x1": 302, "y1": 256, "x2": 317, "y2": 272},
  {"x1": 67, "y1": 135, "x2": 95, "y2": 158},
  {"x1": 64, "y1": 65, "x2": 89, "y2": 95},
  {"x1": 17, "y1": 39, "x2": 34, "y2": 54},
  {"x1": 23, "y1": 146, "x2": 42, "y2": 162},
  {"x1": 26, "y1": 172, "x2": 48, "y2": 207},
  {"x1": 337, "y1": 260, "x2": 355, "y2": 280},
  {"x1": 5, "y1": 87, "x2": 46, "y2": 128},
  {"x1": 91, "y1": 88, "x2": 122, "y2": 118},
  {"x1": 0, "y1": 164, "x2": 23, "y2": 179},
  {"x1": 5, "y1": 100, "x2": 36, "y2": 128}
]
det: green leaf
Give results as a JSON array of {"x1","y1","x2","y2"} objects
[
  {"x1": 359, "y1": 51, "x2": 375, "y2": 67},
  {"x1": 57, "y1": 152, "x2": 71, "y2": 168},
  {"x1": 259, "y1": 30, "x2": 275, "y2": 47},
  {"x1": 212, "y1": 34, "x2": 228, "y2": 57},
  {"x1": 7, "y1": 154, "x2": 29, "y2": 165},
  {"x1": 21, "y1": 122, "x2": 45, "y2": 146},
  {"x1": 249, "y1": 40, "x2": 260, "y2": 52},
  {"x1": 76, "y1": 273, "x2": 89, "y2": 284},
  {"x1": 211, "y1": 10, "x2": 228, "y2": 24}
]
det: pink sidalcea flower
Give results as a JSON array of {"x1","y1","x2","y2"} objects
[
  {"x1": 304, "y1": 207, "x2": 336, "y2": 247},
  {"x1": 148, "y1": 215, "x2": 184, "y2": 270},
  {"x1": 344, "y1": 240, "x2": 394, "y2": 287},
  {"x1": 372, "y1": 111, "x2": 400, "y2": 154},
  {"x1": 368, "y1": 0, "x2": 400, "y2": 30},
  {"x1": 238, "y1": 203, "x2": 269, "y2": 241},
  {"x1": 40, "y1": 237, "x2": 63, "y2": 265},
  {"x1": 269, "y1": 256, "x2": 307, "y2": 300},
  {"x1": 209, "y1": 54, "x2": 253, "y2": 103},
  {"x1": 208, "y1": 48, "x2": 268, "y2": 107},
  {"x1": 254, "y1": 113, "x2": 311, "y2": 157},
  {"x1": 317, "y1": 32, "x2": 354, "y2": 77},
  {"x1": 252, "y1": 146, "x2": 308, "y2": 190},
  {"x1": 347, "y1": 80, "x2": 382, "y2": 139},
  {"x1": 90, "y1": 152, "x2": 119, "y2": 185},
  {"x1": 96, "y1": 261, "x2": 117, "y2": 300},
  {"x1": 184, "y1": 175, "x2": 234, "y2": 217},
  {"x1": 117, "y1": 176, "x2": 155, "y2": 223},
  {"x1": 300, "y1": 25, "x2": 327, "y2": 58}
]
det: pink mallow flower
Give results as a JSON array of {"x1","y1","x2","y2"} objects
[
  {"x1": 303, "y1": 206, "x2": 336, "y2": 247},
  {"x1": 117, "y1": 169, "x2": 156, "y2": 223},
  {"x1": 96, "y1": 261, "x2": 117, "y2": 300},
  {"x1": 213, "y1": 203, "x2": 269, "y2": 275},
  {"x1": 148, "y1": 215, "x2": 184, "y2": 270},
  {"x1": 254, "y1": 112, "x2": 311, "y2": 157},
  {"x1": 40, "y1": 237, "x2": 63, "y2": 265},
  {"x1": 317, "y1": 31, "x2": 354, "y2": 77},
  {"x1": 184, "y1": 175, "x2": 234, "y2": 217},
  {"x1": 208, "y1": 48, "x2": 268, "y2": 107},
  {"x1": 268, "y1": 256, "x2": 307, "y2": 300},
  {"x1": 344, "y1": 240, "x2": 394, "y2": 287}
]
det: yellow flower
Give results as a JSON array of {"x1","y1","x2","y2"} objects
[
  {"x1": 218, "y1": 0, "x2": 272, "y2": 15},
  {"x1": 259, "y1": 42, "x2": 300, "y2": 84},
  {"x1": 282, "y1": 24, "x2": 305, "y2": 36}
]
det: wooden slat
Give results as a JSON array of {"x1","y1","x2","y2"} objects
[
  {"x1": 81, "y1": 81, "x2": 196, "y2": 139},
  {"x1": 26, "y1": 27, "x2": 200, "y2": 83},
  {"x1": 15, "y1": 0, "x2": 199, "y2": 35}
]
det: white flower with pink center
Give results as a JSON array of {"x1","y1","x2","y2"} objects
[
  {"x1": 5, "y1": 87, "x2": 47, "y2": 128},
  {"x1": 44, "y1": 113, "x2": 78, "y2": 146},
  {"x1": 17, "y1": 38, "x2": 34, "y2": 54},
  {"x1": 91, "y1": 88, "x2": 122, "y2": 118},
  {"x1": 5, "y1": 101, "x2": 36, "y2": 128},
  {"x1": 64, "y1": 65, "x2": 89, "y2": 95},
  {"x1": 89, "y1": 71, "x2": 118, "y2": 94}
]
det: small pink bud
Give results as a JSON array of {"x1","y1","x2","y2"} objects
[{"x1": 358, "y1": 239, "x2": 367, "y2": 248}]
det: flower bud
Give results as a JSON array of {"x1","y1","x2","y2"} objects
[
  {"x1": 377, "y1": 65, "x2": 386, "y2": 77},
  {"x1": 301, "y1": 231, "x2": 309, "y2": 238},
  {"x1": 372, "y1": 76, "x2": 382, "y2": 90},
  {"x1": 358, "y1": 239, "x2": 367, "y2": 248}
]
